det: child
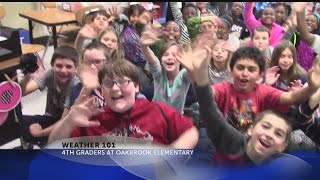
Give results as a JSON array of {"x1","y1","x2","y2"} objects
[
  {"x1": 196, "y1": 2, "x2": 213, "y2": 16},
  {"x1": 48, "y1": 60, "x2": 199, "y2": 149},
  {"x1": 251, "y1": 25, "x2": 274, "y2": 68},
  {"x1": 170, "y1": 2, "x2": 197, "y2": 44},
  {"x1": 243, "y1": 2, "x2": 284, "y2": 47},
  {"x1": 293, "y1": 2, "x2": 320, "y2": 55},
  {"x1": 20, "y1": 46, "x2": 80, "y2": 144},
  {"x1": 176, "y1": 44, "x2": 320, "y2": 133},
  {"x1": 140, "y1": 29, "x2": 191, "y2": 113},
  {"x1": 216, "y1": 14, "x2": 240, "y2": 49},
  {"x1": 266, "y1": 40, "x2": 307, "y2": 92},
  {"x1": 209, "y1": 40, "x2": 235, "y2": 85},
  {"x1": 229, "y1": 2, "x2": 250, "y2": 40},
  {"x1": 196, "y1": 85, "x2": 293, "y2": 166},
  {"x1": 74, "y1": 7, "x2": 111, "y2": 55},
  {"x1": 150, "y1": 21, "x2": 182, "y2": 60},
  {"x1": 121, "y1": 4, "x2": 148, "y2": 69},
  {"x1": 186, "y1": 14, "x2": 220, "y2": 40},
  {"x1": 97, "y1": 27, "x2": 123, "y2": 59},
  {"x1": 272, "y1": 2, "x2": 290, "y2": 26},
  {"x1": 69, "y1": 40, "x2": 111, "y2": 109},
  {"x1": 177, "y1": 43, "x2": 320, "y2": 165}
]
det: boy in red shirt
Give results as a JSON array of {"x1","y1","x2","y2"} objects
[{"x1": 48, "y1": 60, "x2": 199, "y2": 148}]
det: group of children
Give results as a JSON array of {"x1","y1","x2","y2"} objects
[{"x1": 19, "y1": 2, "x2": 320, "y2": 168}]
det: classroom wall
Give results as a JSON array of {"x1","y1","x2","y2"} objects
[{"x1": 1, "y1": 2, "x2": 45, "y2": 38}]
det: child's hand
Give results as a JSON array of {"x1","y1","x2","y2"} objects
[
  {"x1": 79, "y1": 23, "x2": 97, "y2": 38},
  {"x1": 289, "y1": 79, "x2": 303, "y2": 92},
  {"x1": 78, "y1": 65, "x2": 100, "y2": 90},
  {"x1": 264, "y1": 66, "x2": 280, "y2": 86},
  {"x1": 140, "y1": 29, "x2": 160, "y2": 47},
  {"x1": 291, "y1": 2, "x2": 308, "y2": 13},
  {"x1": 107, "y1": 6, "x2": 119, "y2": 22},
  {"x1": 174, "y1": 37, "x2": 212, "y2": 86},
  {"x1": 139, "y1": 11, "x2": 151, "y2": 25},
  {"x1": 67, "y1": 88, "x2": 103, "y2": 128}
]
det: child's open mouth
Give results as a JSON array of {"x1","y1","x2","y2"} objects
[
  {"x1": 111, "y1": 95, "x2": 124, "y2": 101},
  {"x1": 240, "y1": 79, "x2": 248, "y2": 83},
  {"x1": 259, "y1": 139, "x2": 271, "y2": 148},
  {"x1": 166, "y1": 62, "x2": 175, "y2": 66},
  {"x1": 167, "y1": 36, "x2": 175, "y2": 40}
]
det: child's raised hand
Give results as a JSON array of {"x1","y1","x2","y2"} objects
[
  {"x1": 174, "y1": 42, "x2": 212, "y2": 85},
  {"x1": 107, "y1": 6, "x2": 119, "y2": 22},
  {"x1": 264, "y1": 66, "x2": 280, "y2": 86},
  {"x1": 79, "y1": 23, "x2": 97, "y2": 38},
  {"x1": 291, "y1": 2, "x2": 308, "y2": 13},
  {"x1": 78, "y1": 65, "x2": 100, "y2": 90},
  {"x1": 67, "y1": 88, "x2": 103, "y2": 128},
  {"x1": 140, "y1": 29, "x2": 160, "y2": 47}
]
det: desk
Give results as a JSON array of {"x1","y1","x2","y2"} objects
[
  {"x1": 19, "y1": 8, "x2": 77, "y2": 48},
  {"x1": 0, "y1": 57, "x2": 20, "y2": 73}
]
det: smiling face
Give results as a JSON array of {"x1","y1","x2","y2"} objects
[
  {"x1": 261, "y1": 7, "x2": 276, "y2": 26},
  {"x1": 129, "y1": 10, "x2": 140, "y2": 27},
  {"x1": 247, "y1": 113, "x2": 290, "y2": 162},
  {"x1": 305, "y1": 15, "x2": 318, "y2": 33},
  {"x1": 52, "y1": 58, "x2": 77, "y2": 85},
  {"x1": 163, "y1": 21, "x2": 181, "y2": 43},
  {"x1": 252, "y1": 31, "x2": 269, "y2": 52},
  {"x1": 101, "y1": 76, "x2": 139, "y2": 113},
  {"x1": 278, "y1": 48, "x2": 294, "y2": 73},
  {"x1": 161, "y1": 45, "x2": 180, "y2": 74},
  {"x1": 231, "y1": 58, "x2": 261, "y2": 92}
]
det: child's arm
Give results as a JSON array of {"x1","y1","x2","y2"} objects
[
  {"x1": 174, "y1": 34, "x2": 215, "y2": 94},
  {"x1": 20, "y1": 69, "x2": 53, "y2": 96},
  {"x1": 140, "y1": 30, "x2": 160, "y2": 65},
  {"x1": 294, "y1": 88, "x2": 320, "y2": 146},
  {"x1": 280, "y1": 65, "x2": 320, "y2": 105},
  {"x1": 194, "y1": 83, "x2": 245, "y2": 154},
  {"x1": 292, "y1": 2, "x2": 315, "y2": 47},
  {"x1": 243, "y1": 2, "x2": 260, "y2": 33},
  {"x1": 74, "y1": 24, "x2": 96, "y2": 54},
  {"x1": 19, "y1": 74, "x2": 39, "y2": 97}
]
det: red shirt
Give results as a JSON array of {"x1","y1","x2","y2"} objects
[
  {"x1": 71, "y1": 99, "x2": 194, "y2": 145},
  {"x1": 212, "y1": 82, "x2": 288, "y2": 131}
]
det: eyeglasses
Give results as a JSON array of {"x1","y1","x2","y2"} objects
[
  {"x1": 102, "y1": 79, "x2": 133, "y2": 88},
  {"x1": 83, "y1": 59, "x2": 106, "y2": 66}
]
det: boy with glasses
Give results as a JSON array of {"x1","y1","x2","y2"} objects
[{"x1": 49, "y1": 59, "x2": 199, "y2": 149}]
